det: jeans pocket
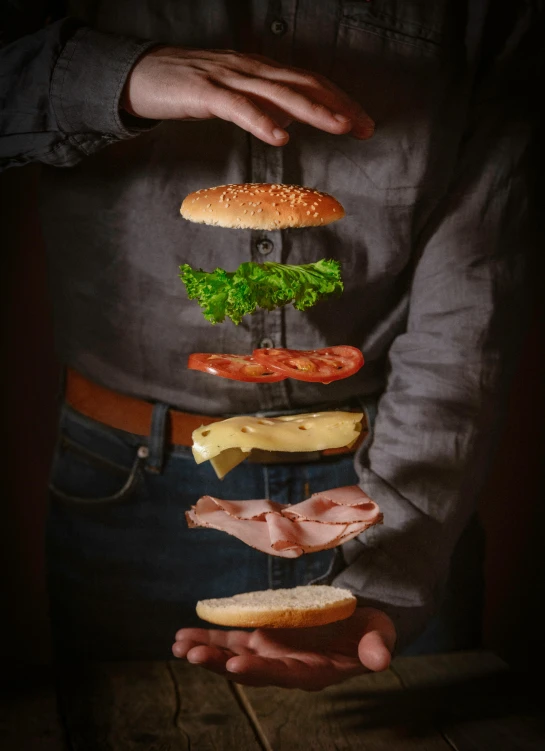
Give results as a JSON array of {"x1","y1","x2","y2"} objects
[{"x1": 49, "y1": 408, "x2": 144, "y2": 504}]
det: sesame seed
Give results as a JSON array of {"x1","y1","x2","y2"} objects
[{"x1": 314, "y1": 212, "x2": 319, "y2": 217}]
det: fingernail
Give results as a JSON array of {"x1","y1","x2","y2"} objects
[
  {"x1": 272, "y1": 128, "x2": 288, "y2": 140},
  {"x1": 187, "y1": 654, "x2": 203, "y2": 665},
  {"x1": 353, "y1": 117, "x2": 375, "y2": 139},
  {"x1": 334, "y1": 113, "x2": 351, "y2": 124}
]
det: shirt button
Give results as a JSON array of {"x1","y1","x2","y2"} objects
[
  {"x1": 259, "y1": 337, "x2": 275, "y2": 349},
  {"x1": 256, "y1": 238, "x2": 274, "y2": 255},
  {"x1": 270, "y1": 19, "x2": 287, "y2": 36}
]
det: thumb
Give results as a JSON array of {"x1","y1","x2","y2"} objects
[{"x1": 357, "y1": 609, "x2": 397, "y2": 673}]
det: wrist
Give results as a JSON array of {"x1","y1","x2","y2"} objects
[{"x1": 120, "y1": 44, "x2": 165, "y2": 117}]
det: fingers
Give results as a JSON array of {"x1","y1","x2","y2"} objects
[
  {"x1": 171, "y1": 640, "x2": 270, "y2": 686},
  {"x1": 172, "y1": 638, "x2": 200, "y2": 658},
  {"x1": 226, "y1": 654, "x2": 335, "y2": 691},
  {"x1": 230, "y1": 61, "x2": 375, "y2": 139},
  {"x1": 206, "y1": 83, "x2": 290, "y2": 145},
  {"x1": 172, "y1": 629, "x2": 343, "y2": 690},
  {"x1": 172, "y1": 626, "x2": 257, "y2": 663},
  {"x1": 358, "y1": 630, "x2": 392, "y2": 672},
  {"x1": 357, "y1": 609, "x2": 397, "y2": 673},
  {"x1": 173, "y1": 627, "x2": 220, "y2": 644},
  {"x1": 171, "y1": 636, "x2": 236, "y2": 674},
  {"x1": 221, "y1": 74, "x2": 355, "y2": 136},
  {"x1": 187, "y1": 645, "x2": 235, "y2": 669}
]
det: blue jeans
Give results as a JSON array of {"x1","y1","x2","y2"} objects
[{"x1": 46, "y1": 403, "x2": 483, "y2": 661}]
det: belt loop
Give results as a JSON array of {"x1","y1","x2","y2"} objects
[
  {"x1": 363, "y1": 399, "x2": 377, "y2": 430},
  {"x1": 146, "y1": 402, "x2": 170, "y2": 474}
]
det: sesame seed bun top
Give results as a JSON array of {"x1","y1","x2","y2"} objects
[{"x1": 180, "y1": 183, "x2": 345, "y2": 230}]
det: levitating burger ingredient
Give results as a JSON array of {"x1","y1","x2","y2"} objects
[
  {"x1": 191, "y1": 411, "x2": 364, "y2": 479},
  {"x1": 186, "y1": 485, "x2": 382, "y2": 558},
  {"x1": 188, "y1": 346, "x2": 364, "y2": 384},
  {"x1": 196, "y1": 585, "x2": 357, "y2": 629},
  {"x1": 252, "y1": 345, "x2": 364, "y2": 383},
  {"x1": 179, "y1": 259, "x2": 343, "y2": 325},
  {"x1": 187, "y1": 353, "x2": 286, "y2": 382},
  {"x1": 180, "y1": 183, "x2": 345, "y2": 230}
]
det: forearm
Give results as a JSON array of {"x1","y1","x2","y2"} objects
[
  {"x1": 0, "y1": 10, "x2": 376, "y2": 171},
  {"x1": 0, "y1": 18, "x2": 157, "y2": 170},
  {"x1": 332, "y1": 2, "x2": 540, "y2": 650}
]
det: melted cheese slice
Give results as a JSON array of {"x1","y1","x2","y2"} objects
[{"x1": 192, "y1": 411, "x2": 363, "y2": 478}]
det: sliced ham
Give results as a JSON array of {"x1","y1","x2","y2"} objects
[{"x1": 185, "y1": 485, "x2": 382, "y2": 558}]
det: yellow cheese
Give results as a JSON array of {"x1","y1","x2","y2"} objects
[
  {"x1": 209, "y1": 448, "x2": 248, "y2": 480},
  {"x1": 192, "y1": 412, "x2": 363, "y2": 478}
]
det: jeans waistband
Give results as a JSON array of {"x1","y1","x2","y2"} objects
[{"x1": 63, "y1": 367, "x2": 378, "y2": 472}]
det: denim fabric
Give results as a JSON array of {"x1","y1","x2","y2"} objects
[
  {"x1": 47, "y1": 403, "x2": 484, "y2": 662},
  {"x1": 47, "y1": 404, "x2": 357, "y2": 660}
]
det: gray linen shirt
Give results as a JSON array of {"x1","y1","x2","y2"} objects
[{"x1": 1, "y1": 0, "x2": 540, "y2": 648}]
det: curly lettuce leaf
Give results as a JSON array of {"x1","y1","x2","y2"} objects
[{"x1": 179, "y1": 259, "x2": 343, "y2": 325}]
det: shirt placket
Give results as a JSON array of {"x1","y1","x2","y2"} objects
[{"x1": 249, "y1": 0, "x2": 298, "y2": 412}]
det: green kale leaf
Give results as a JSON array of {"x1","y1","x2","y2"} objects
[{"x1": 179, "y1": 259, "x2": 343, "y2": 325}]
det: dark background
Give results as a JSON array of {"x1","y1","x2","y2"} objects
[{"x1": 1, "y1": 164, "x2": 544, "y2": 670}]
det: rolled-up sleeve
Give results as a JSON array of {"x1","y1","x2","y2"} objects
[
  {"x1": 0, "y1": 18, "x2": 158, "y2": 170},
  {"x1": 333, "y1": 2, "x2": 541, "y2": 650}
]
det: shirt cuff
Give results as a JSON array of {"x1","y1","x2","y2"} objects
[
  {"x1": 328, "y1": 467, "x2": 446, "y2": 653},
  {"x1": 331, "y1": 542, "x2": 435, "y2": 654},
  {"x1": 51, "y1": 26, "x2": 159, "y2": 138}
]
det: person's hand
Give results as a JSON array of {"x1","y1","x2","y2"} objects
[
  {"x1": 172, "y1": 607, "x2": 396, "y2": 691},
  {"x1": 122, "y1": 47, "x2": 374, "y2": 146}
]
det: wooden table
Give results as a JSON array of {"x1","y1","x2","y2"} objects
[{"x1": 2, "y1": 651, "x2": 544, "y2": 750}]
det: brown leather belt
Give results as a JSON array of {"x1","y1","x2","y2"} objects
[{"x1": 65, "y1": 368, "x2": 366, "y2": 461}]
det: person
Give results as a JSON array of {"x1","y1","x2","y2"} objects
[{"x1": 0, "y1": 1, "x2": 540, "y2": 690}]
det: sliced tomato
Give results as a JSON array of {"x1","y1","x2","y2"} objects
[
  {"x1": 188, "y1": 353, "x2": 287, "y2": 382},
  {"x1": 252, "y1": 346, "x2": 364, "y2": 384}
]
